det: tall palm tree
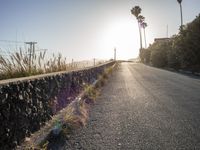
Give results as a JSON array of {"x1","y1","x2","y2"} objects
[
  {"x1": 138, "y1": 15, "x2": 145, "y2": 48},
  {"x1": 138, "y1": 15, "x2": 145, "y2": 24},
  {"x1": 177, "y1": 0, "x2": 183, "y2": 30},
  {"x1": 141, "y1": 22, "x2": 147, "y2": 48},
  {"x1": 131, "y1": 6, "x2": 143, "y2": 49}
]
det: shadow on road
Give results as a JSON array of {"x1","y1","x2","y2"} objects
[{"x1": 143, "y1": 63, "x2": 200, "y2": 80}]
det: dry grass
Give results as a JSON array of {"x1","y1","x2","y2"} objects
[
  {"x1": 36, "y1": 66, "x2": 116, "y2": 149},
  {"x1": 83, "y1": 85, "x2": 99, "y2": 103},
  {"x1": 0, "y1": 47, "x2": 111, "y2": 80},
  {"x1": 0, "y1": 49, "x2": 75, "y2": 80},
  {"x1": 37, "y1": 100, "x2": 90, "y2": 149},
  {"x1": 17, "y1": 62, "x2": 116, "y2": 149}
]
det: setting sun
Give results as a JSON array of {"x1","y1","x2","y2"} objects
[
  {"x1": 98, "y1": 18, "x2": 140, "y2": 60},
  {"x1": 1, "y1": 1, "x2": 200, "y2": 149}
]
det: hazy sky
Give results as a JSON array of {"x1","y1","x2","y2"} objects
[{"x1": 0, "y1": 0, "x2": 200, "y2": 60}]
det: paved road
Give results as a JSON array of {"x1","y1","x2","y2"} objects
[{"x1": 63, "y1": 63, "x2": 200, "y2": 149}]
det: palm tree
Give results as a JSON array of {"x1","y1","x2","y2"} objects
[
  {"x1": 131, "y1": 6, "x2": 143, "y2": 49},
  {"x1": 138, "y1": 15, "x2": 145, "y2": 49},
  {"x1": 177, "y1": 0, "x2": 183, "y2": 30},
  {"x1": 141, "y1": 22, "x2": 147, "y2": 48},
  {"x1": 138, "y1": 15, "x2": 145, "y2": 24}
]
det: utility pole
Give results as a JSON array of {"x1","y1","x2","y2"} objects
[
  {"x1": 25, "y1": 41, "x2": 37, "y2": 54},
  {"x1": 25, "y1": 41, "x2": 37, "y2": 72},
  {"x1": 71, "y1": 59, "x2": 74, "y2": 68},
  {"x1": 114, "y1": 48, "x2": 116, "y2": 61},
  {"x1": 166, "y1": 25, "x2": 169, "y2": 38},
  {"x1": 93, "y1": 58, "x2": 96, "y2": 66}
]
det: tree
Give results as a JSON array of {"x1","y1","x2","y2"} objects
[
  {"x1": 141, "y1": 22, "x2": 147, "y2": 48},
  {"x1": 177, "y1": 0, "x2": 183, "y2": 30},
  {"x1": 140, "y1": 48, "x2": 151, "y2": 63},
  {"x1": 175, "y1": 14, "x2": 200, "y2": 72},
  {"x1": 131, "y1": 6, "x2": 143, "y2": 49},
  {"x1": 150, "y1": 42, "x2": 168, "y2": 67},
  {"x1": 137, "y1": 15, "x2": 145, "y2": 60},
  {"x1": 143, "y1": 13, "x2": 200, "y2": 72},
  {"x1": 167, "y1": 36, "x2": 180, "y2": 69}
]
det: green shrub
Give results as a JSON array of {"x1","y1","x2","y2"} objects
[{"x1": 141, "y1": 14, "x2": 200, "y2": 72}]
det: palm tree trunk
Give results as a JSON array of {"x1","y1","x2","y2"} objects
[
  {"x1": 143, "y1": 28, "x2": 147, "y2": 48},
  {"x1": 137, "y1": 21, "x2": 143, "y2": 49},
  {"x1": 180, "y1": 3, "x2": 183, "y2": 30}
]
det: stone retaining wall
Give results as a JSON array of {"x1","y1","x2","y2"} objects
[{"x1": 0, "y1": 61, "x2": 115, "y2": 149}]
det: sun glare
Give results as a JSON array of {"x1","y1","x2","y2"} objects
[{"x1": 98, "y1": 18, "x2": 139, "y2": 60}]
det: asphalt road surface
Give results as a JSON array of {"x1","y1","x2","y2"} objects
[{"x1": 63, "y1": 63, "x2": 200, "y2": 150}]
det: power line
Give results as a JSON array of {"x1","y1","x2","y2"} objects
[{"x1": 0, "y1": 40, "x2": 24, "y2": 43}]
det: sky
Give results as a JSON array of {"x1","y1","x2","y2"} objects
[{"x1": 0, "y1": 0, "x2": 200, "y2": 61}]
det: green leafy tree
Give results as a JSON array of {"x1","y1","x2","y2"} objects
[
  {"x1": 175, "y1": 14, "x2": 200, "y2": 72},
  {"x1": 143, "y1": 14, "x2": 200, "y2": 72},
  {"x1": 150, "y1": 42, "x2": 168, "y2": 67},
  {"x1": 140, "y1": 48, "x2": 151, "y2": 64},
  {"x1": 167, "y1": 36, "x2": 180, "y2": 69}
]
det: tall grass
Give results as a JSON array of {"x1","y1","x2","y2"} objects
[
  {"x1": 0, "y1": 48, "x2": 75, "y2": 80},
  {"x1": 0, "y1": 47, "x2": 110, "y2": 80}
]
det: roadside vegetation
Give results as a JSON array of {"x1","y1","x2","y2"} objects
[
  {"x1": 131, "y1": 1, "x2": 199, "y2": 73},
  {"x1": 41, "y1": 65, "x2": 116, "y2": 149},
  {"x1": 0, "y1": 48, "x2": 75, "y2": 80},
  {"x1": 19, "y1": 63, "x2": 117, "y2": 149},
  {"x1": 0, "y1": 48, "x2": 108, "y2": 80},
  {"x1": 140, "y1": 14, "x2": 200, "y2": 73}
]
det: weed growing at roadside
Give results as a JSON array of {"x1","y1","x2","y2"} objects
[
  {"x1": 0, "y1": 49, "x2": 75, "y2": 80},
  {"x1": 83, "y1": 85, "x2": 99, "y2": 104},
  {"x1": 27, "y1": 63, "x2": 116, "y2": 149}
]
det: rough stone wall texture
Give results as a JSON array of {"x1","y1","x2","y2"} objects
[{"x1": 0, "y1": 61, "x2": 115, "y2": 149}]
